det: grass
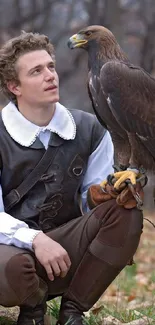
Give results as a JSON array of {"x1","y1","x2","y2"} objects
[
  {"x1": 47, "y1": 297, "x2": 61, "y2": 322},
  {"x1": 0, "y1": 316, "x2": 15, "y2": 325},
  {"x1": 47, "y1": 295, "x2": 155, "y2": 324}
]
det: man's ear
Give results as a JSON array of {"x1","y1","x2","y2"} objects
[{"x1": 7, "y1": 81, "x2": 21, "y2": 96}]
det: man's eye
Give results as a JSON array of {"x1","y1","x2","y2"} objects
[
  {"x1": 49, "y1": 65, "x2": 55, "y2": 70},
  {"x1": 32, "y1": 69, "x2": 41, "y2": 75}
]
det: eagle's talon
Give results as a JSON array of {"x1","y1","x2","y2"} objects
[
  {"x1": 136, "y1": 174, "x2": 148, "y2": 187},
  {"x1": 107, "y1": 174, "x2": 115, "y2": 185},
  {"x1": 126, "y1": 182, "x2": 144, "y2": 210},
  {"x1": 113, "y1": 170, "x2": 138, "y2": 189},
  {"x1": 100, "y1": 186, "x2": 108, "y2": 194},
  {"x1": 100, "y1": 179, "x2": 108, "y2": 188}
]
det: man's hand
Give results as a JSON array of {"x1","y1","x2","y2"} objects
[
  {"x1": 87, "y1": 177, "x2": 146, "y2": 210},
  {"x1": 32, "y1": 232, "x2": 71, "y2": 281}
]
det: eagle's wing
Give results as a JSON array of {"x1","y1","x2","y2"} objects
[
  {"x1": 88, "y1": 70, "x2": 128, "y2": 137},
  {"x1": 100, "y1": 61, "x2": 155, "y2": 157},
  {"x1": 87, "y1": 71, "x2": 108, "y2": 129},
  {"x1": 100, "y1": 61, "x2": 155, "y2": 133},
  {"x1": 88, "y1": 70, "x2": 131, "y2": 168}
]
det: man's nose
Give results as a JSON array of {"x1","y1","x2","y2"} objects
[{"x1": 44, "y1": 68, "x2": 55, "y2": 80}]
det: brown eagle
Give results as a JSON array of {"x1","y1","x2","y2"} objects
[{"x1": 68, "y1": 25, "x2": 155, "y2": 189}]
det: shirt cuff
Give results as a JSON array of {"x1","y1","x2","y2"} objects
[{"x1": 13, "y1": 228, "x2": 43, "y2": 251}]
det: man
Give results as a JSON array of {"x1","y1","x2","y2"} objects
[{"x1": 0, "y1": 31, "x2": 143, "y2": 325}]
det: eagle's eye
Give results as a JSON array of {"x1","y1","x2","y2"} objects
[{"x1": 85, "y1": 31, "x2": 92, "y2": 37}]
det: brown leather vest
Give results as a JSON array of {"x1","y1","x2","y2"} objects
[{"x1": 0, "y1": 109, "x2": 106, "y2": 232}]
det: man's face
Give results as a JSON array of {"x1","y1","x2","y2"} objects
[{"x1": 12, "y1": 50, "x2": 59, "y2": 107}]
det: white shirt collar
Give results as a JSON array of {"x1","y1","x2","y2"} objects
[{"x1": 1, "y1": 102, "x2": 76, "y2": 147}]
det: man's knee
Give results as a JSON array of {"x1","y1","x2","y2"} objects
[
  {"x1": 94, "y1": 199, "x2": 143, "y2": 244},
  {"x1": 1, "y1": 253, "x2": 39, "y2": 306},
  {"x1": 90, "y1": 200, "x2": 143, "y2": 268}
]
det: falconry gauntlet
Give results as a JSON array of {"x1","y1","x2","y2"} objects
[{"x1": 87, "y1": 175, "x2": 146, "y2": 210}]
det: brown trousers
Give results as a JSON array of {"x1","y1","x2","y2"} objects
[{"x1": 0, "y1": 200, "x2": 143, "y2": 308}]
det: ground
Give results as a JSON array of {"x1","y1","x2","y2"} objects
[{"x1": 0, "y1": 210, "x2": 155, "y2": 325}]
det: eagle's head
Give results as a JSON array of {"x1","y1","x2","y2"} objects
[
  {"x1": 68, "y1": 25, "x2": 117, "y2": 50},
  {"x1": 68, "y1": 25, "x2": 128, "y2": 62}
]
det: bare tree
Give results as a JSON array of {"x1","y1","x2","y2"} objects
[{"x1": 0, "y1": 0, "x2": 155, "y2": 109}]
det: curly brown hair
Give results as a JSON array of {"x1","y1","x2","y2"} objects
[{"x1": 0, "y1": 31, "x2": 55, "y2": 102}]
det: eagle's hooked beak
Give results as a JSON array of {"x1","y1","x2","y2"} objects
[{"x1": 67, "y1": 34, "x2": 88, "y2": 49}]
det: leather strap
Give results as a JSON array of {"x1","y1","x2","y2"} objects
[{"x1": 4, "y1": 146, "x2": 59, "y2": 212}]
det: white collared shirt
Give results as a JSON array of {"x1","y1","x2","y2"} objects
[{"x1": 0, "y1": 102, "x2": 114, "y2": 250}]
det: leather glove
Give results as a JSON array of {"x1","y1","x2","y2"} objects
[{"x1": 87, "y1": 176, "x2": 146, "y2": 210}]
